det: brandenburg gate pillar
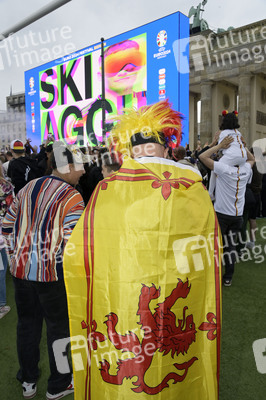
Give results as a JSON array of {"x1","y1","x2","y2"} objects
[
  {"x1": 200, "y1": 81, "x2": 213, "y2": 144},
  {"x1": 238, "y1": 73, "x2": 252, "y2": 146}
]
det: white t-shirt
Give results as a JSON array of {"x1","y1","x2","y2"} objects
[
  {"x1": 213, "y1": 161, "x2": 252, "y2": 216},
  {"x1": 219, "y1": 129, "x2": 247, "y2": 166}
]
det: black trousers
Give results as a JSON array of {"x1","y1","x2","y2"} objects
[
  {"x1": 13, "y1": 277, "x2": 72, "y2": 394},
  {"x1": 216, "y1": 212, "x2": 243, "y2": 281},
  {"x1": 261, "y1": 182, "x2": 266, "y2": 217}
]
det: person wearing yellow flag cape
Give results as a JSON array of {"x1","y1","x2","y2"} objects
[{"x1": 63, "y1": 100, "x2": 222, "y2": 400}]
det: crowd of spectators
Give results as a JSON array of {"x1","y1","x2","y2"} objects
[
  {"x1": 0, "y1": 133, "x2": 265, "y2": 241},
  {"x1": 0, "y1": 133, "x2": 265, "y2": 237},
  {"x1": 0, "y1": 112, "x2": 265, "y2": 398}
]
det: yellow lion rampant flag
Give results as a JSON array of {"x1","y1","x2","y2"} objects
[{"x1": 63, "y1": 156, "x2": 222, "y2": 400}]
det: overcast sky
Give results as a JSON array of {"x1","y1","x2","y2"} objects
[{"x1": 0, "y1": 0, "x2": 265, "y2": 109}]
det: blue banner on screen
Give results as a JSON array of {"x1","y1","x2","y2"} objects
[{"x1": 25, "y1": 12, "x2": 189, "y2": 147}]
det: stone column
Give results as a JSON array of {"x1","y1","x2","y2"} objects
[
  {"x1": 194, "y1": 94, "x2": 199, "y2": 141},
  {"x1": 200, "y1": 81, "x2": 213, "y2": 145},
  {"x1": 189, "y1": 93, "x2": 199, "y2": 150},
  {"x1": 238, "y1": 73, "x2": 251, "y2": 146}
]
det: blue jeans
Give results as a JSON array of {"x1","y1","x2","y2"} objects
[{"x1": 0, "y1": 248, "x2": 8, "y2": 307}]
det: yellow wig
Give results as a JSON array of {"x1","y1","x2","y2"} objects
[{"x1": 108, "y1": 100, "x2": 183, "y2": 156}]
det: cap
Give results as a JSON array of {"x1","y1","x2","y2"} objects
[{"x1": 10, "y1": 139, "x2": 24, "y2": 151}]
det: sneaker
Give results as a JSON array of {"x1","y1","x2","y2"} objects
[
  {"x1": 223, "y1": 279, "x2": 232, "y2": 287},
  {"x1": 46, "y1": 378, "x2": 74, "y2": 400},
  {"x1": 0, "y1": 305, "x2": 11, "y2": 319},
  {"x1": 22, "y1": 382, "x2": 37, "y2": 399}
]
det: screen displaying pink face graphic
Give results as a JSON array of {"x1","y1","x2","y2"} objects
[
  {"x1": 26, "y1": 12, "x2": 190, "y2": 147},
  {"x1": 103, "y1": 39, "x2": 146, "y2": 96}
]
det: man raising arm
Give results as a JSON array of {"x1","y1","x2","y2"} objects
[
  {"x1": 199, "y1": 136, "x2": 255, "y2": 287},
  {"x1": 199, "y1": 136, "x2": 254, "y2": 170}
]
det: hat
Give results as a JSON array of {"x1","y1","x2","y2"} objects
[{"x1": 10, "y1": 139, "x2": 24, "y2": 151}]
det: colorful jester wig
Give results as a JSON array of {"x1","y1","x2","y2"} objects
[{"x1": 108, "y1": 100, "x2": 183, "y2": 156}]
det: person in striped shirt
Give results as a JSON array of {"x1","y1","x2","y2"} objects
[{"x1": 2, "y1": 142, "x2": 85, "y2": 400}]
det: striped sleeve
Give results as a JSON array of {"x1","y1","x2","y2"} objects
[
  {"x1": 63, "y1": 192, "x2": 85, "y2": 244},
  {"x1": 2, "y1": 195, "x2": 19, "y2": 256}
]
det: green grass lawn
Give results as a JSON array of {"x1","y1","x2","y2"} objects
[
  {"x1": 0, "y1": 219, "x2": 266, "y2": 399},
  {"x1": 219, "y1": 218, "x2": 266, "y2": 400}
]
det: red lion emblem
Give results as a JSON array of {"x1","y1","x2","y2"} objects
[{"x1": 96, "y1": 279, "x2": 198, "y2": 394}]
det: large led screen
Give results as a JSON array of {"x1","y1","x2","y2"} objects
[{"x1": 25, "y1": 12, "x2": 189, "y2": 147}]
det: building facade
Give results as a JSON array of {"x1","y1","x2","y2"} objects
[
  {"x1": 1, "y1": 19, "x2": 266, "y2": 152},
  {"x1": 189, "y1": 18, "x2": 266, "y2": 150},
  {"x1": 0, "y1": 92, "x2": 26, "y2": 150}
]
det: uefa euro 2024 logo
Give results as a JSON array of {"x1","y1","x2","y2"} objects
[
  {"x1": 157, "y1": 31, "x2": 167, "y2": 47},
  {"x1": 29, "y1": 77, "x2": 35, "y2": 90}
]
